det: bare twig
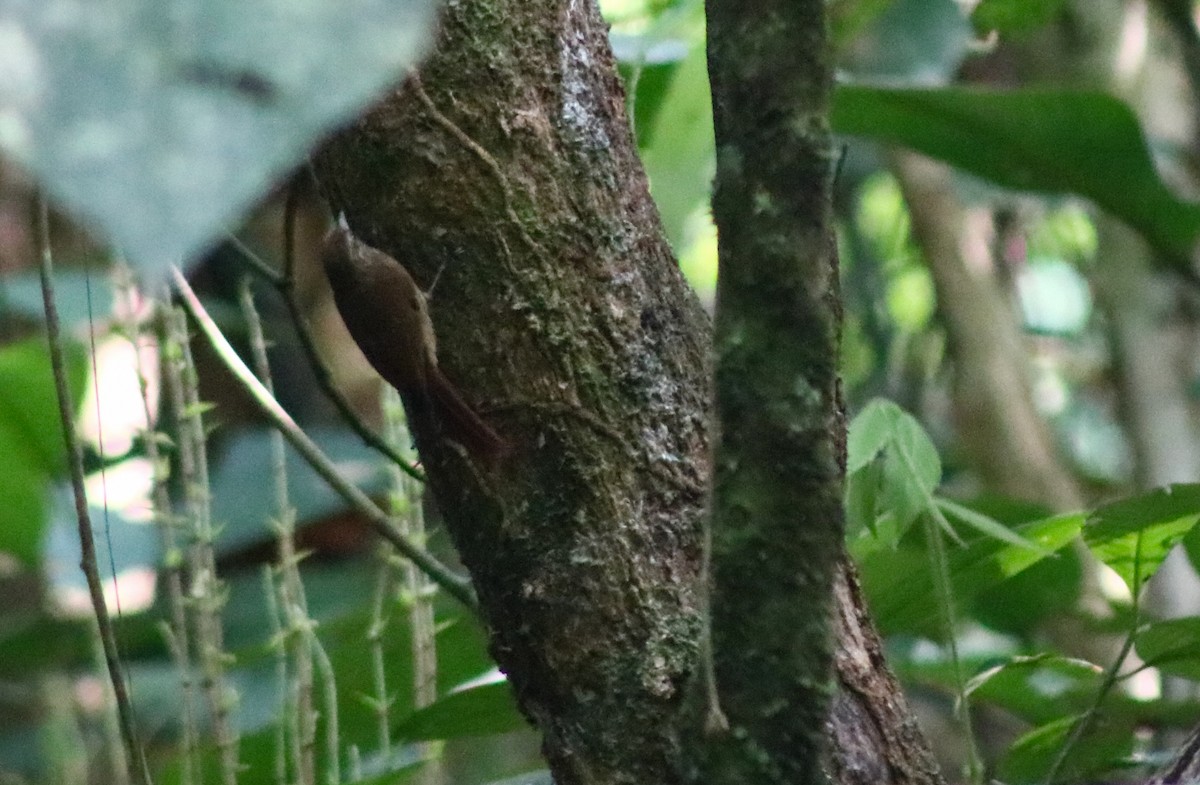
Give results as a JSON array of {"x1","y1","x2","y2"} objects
[
  {"x1": 170, "y1": 267, "x2": 478, "y2": 611},
  {"x1": 36, "y1": 196, "x2": 151, "y2": 785}
]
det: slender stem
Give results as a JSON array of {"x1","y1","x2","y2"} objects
[
  {"x1": 239, "y1": 277, "x2": 316, "y2": 785},
  {"x1": 897, "y1": 442, "x2": 982, "y2": 783},
  {"x1": 118, "y1": 270, "x2": 200, "y2": 785},
  {"x1": 36, "y1": 196, "x2": 152, "y2": 785},
  {"x1": 170, "y1": 267, "x2": 477, "y2": 611},
  {"x1": 368, "y1": 556, "x2": 395, "y2": 757},
  {"x1": 308, "y1": 627, "x2": 341, "y2": 785},
  {"x1": 1043, "y1": 533, "x2": 1145, "y2": 785},
  {"x1": 262, "y1": 567, "x2": 292, "y2": 785},
  {"x1": 170, "y1": 308, "x2": 240, "y2": 785},
  {"x1": 921, "y1": 512, "x2": 983, "y2": 784}
]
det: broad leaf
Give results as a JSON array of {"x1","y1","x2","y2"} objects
[
  {"x1": 845, "y1": 398, "x2": 941, "y2": 544},
  {"x1": 832, "y1": 87, "x2": 1200, "y2": 269},
  {"x1": 998, "y1": 714, "x2": 1134, "y2": 785},
  {"x1": 1083, "y1": 484, "x2": 1200, "y2": 595},
  {"x1": 0, "y1": 0, "x2": 438, "y2": 272},
  {"x1": 964, "y1": 654, "x2": 1102, "y2": 725},
  {"x1": 1135, "y1": 617, "x2": 1200, "y2": 681},
  {"x1": 860, "y1": 512, "x2": 1083, "y2": 636}
]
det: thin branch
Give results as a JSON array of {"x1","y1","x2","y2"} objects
[
  {"x1": 36, "y1": 196, "x2": 151, "y2": 785},
  {"x1": 169, "y1": 306, "x2": 241, "y2": 785},
  {"x1": 117, "y1": 267, "x2": 200, "y2": 785},
  {"x1": 170, "y1": 267, "x2": 477, "y2": 611},
  {"x1": 239, "y1": 277, "x2": 317, "y2": 785}
]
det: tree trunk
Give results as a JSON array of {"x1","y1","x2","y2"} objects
[
  {"x1": 316, "y1": 1, "x2": 943, "y2": 783},
  {"x1": 688, "y1": 0, "x2": 844, "y2": 782}
]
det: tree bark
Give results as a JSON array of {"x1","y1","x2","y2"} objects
[
  {"x1": 687, "y1": 0, "x2": 844, "y2": 782},
  {"x1": 319, "y1": 4, "x2": 709, "y2": 783},
  {"x1": 316, "y1": 1, "x2": 943, "y2": 783}
]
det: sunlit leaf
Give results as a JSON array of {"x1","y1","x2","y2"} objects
[{"x1": 1083, "y1": 484, "x2": 1200, "y2": 595}]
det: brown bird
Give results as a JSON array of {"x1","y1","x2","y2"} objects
[{"x1": 321, "y1": 217, "x2": 507, "y2": 461}]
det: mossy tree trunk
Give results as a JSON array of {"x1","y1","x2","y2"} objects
[
  {"x1": 686, "y1": 0, "x2": 843, "y2": 783},
  {"x1": 316, "y1": 1, "x2": 943, "y2": 784}
]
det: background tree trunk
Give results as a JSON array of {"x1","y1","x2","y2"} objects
[{"x1": 316, "y1": 1, "x2": 943, "y2": 783}]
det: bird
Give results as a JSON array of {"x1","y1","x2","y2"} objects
[{"x1": 321, "y1": 216, "x2": 507, "y2": 461}]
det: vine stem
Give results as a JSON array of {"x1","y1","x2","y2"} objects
[
  {"x1": 1042, "y1": 533, "x2": 1145, "y2": 785},
  {"x1": 897, "y1": 444, "x2": 982, "y2": 784},
  {"x1": 35, "y1": 196, "x2": 151, "y2": 785},
  {"x1": 169, "y1": 267, "x2": 478, "y2": 611}
]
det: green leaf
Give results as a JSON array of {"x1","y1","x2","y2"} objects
[
  {"x1": 964, "y1": 654, "x2": 1102, "y2": 725},
  {"x1": 860, "y1": 512, "x2": 1083, "y2": 636},
  {"x1": 0, "y1": 0, "x2": 439, "y2": 272},
  {"x1": 0, "y1": 338, "x2": 86, "y2": 475},
  {"x1": 832, "y1": 87, "x2": 1200, "y2": 269},
  {"x1": 1135, "y1": 617, "x2": 1200, "y2": 681},
  {"x1": 998, "y1": 714, "x2": 1133, "y2": 785},
  {"x1": 1083, "y1": 484, "x2": 1200, "y2": 595},
  {"x1": 0, "y1": 338, "x2": 87, "y2": 565},
  {"x1": 936, "y1": 497, "x2": 1053, "y2": 555},
  {"x1": 845, "y1": 459, "x2": 884, "y2": 539},
  {"x1": 394, "y1": 680, "x2": 526, "y2": 741},
  {"x1": 971, "y1": 545, "x2": 1082, "y2": 635},
  {"x1": 972, "y1": 0, "x2": 1068, "y2": 38},
  {"x1": 846, "y1": 398, "x2": 899, "y2": 472},
  {"x1": 845, "y1": 398, "x2": 941, "y2": 543}
]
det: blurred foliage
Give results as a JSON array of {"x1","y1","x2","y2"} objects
[{"x1": 3, "y1": 0, "x2": 1200, "y2": 783}]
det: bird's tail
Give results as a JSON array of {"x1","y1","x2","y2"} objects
[{"x1": 426, "y1": 366, "x2": 509, "y2": 462}]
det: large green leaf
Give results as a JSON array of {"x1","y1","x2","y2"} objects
[
  {"x1": 964, "y1": 654, "x2": 1102, "y2": 726},
  {"x1": 1082, "y1": 484, "x2": 1200, "y2": 595},
  {"x1": 0, "y1": 0, "x2": 438, "y2": 272},
  {"x1": 859, "y1": 512, "x2": 1083, "y2": 636},
  {"x1": 832, "y1": 87, "x2": 1200, "y2": 270}
]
